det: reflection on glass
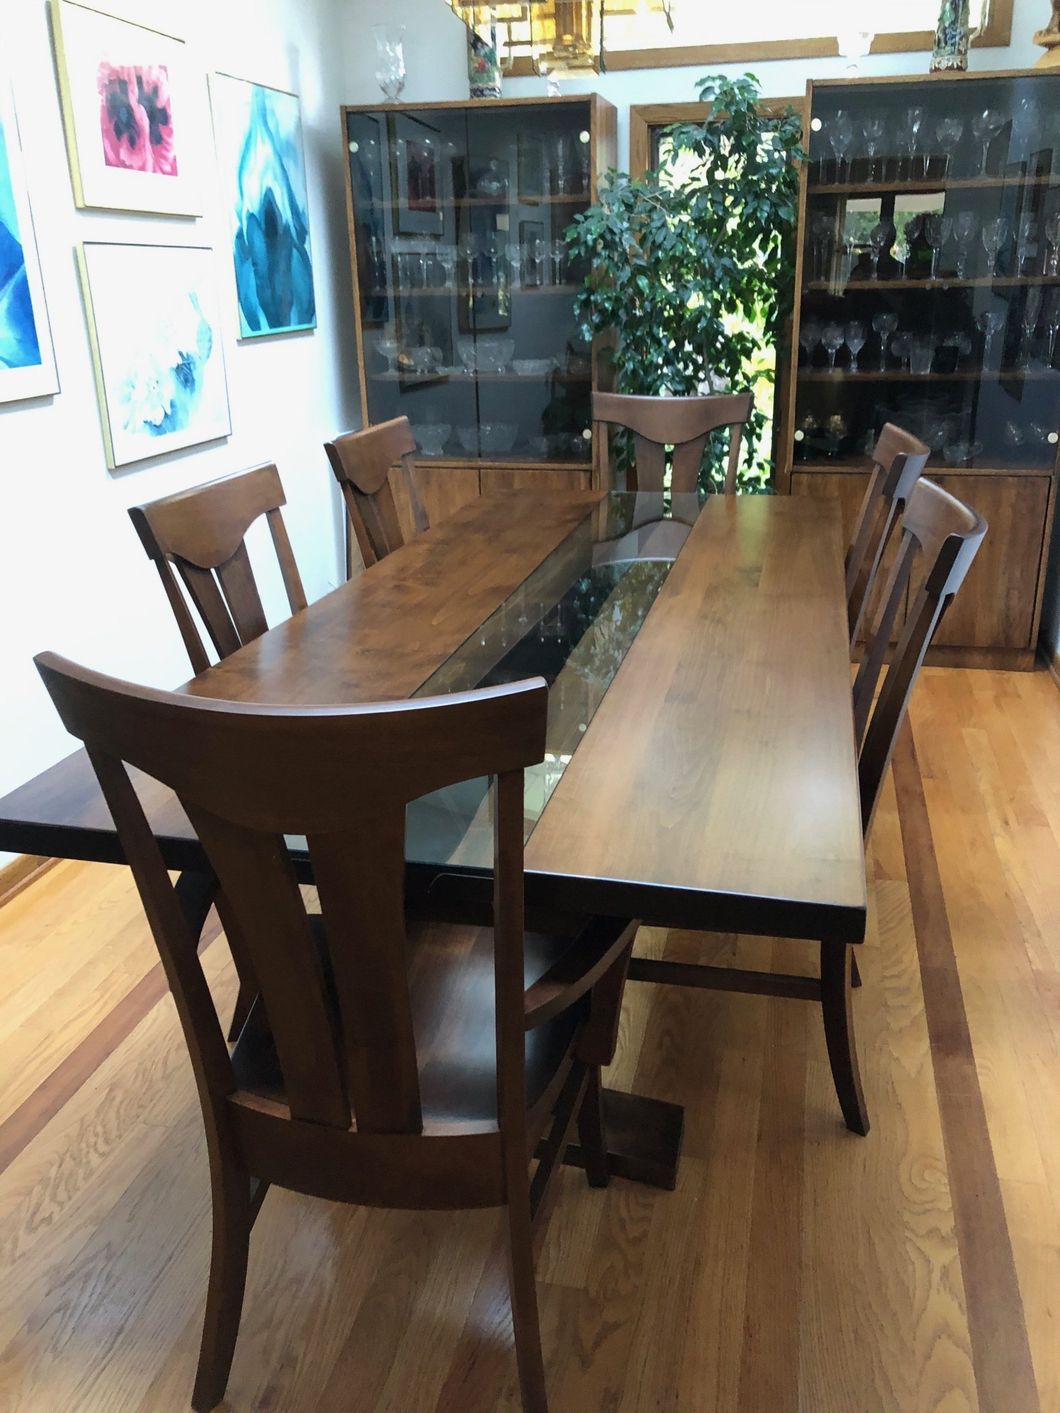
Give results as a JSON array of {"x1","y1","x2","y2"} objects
[
  {"x1": 971, "y1": 108, "x2": 1004, "y2": 175},
  {"x1": 976, "y1": 309, "x2": 1005, "y2": 370},
  {"x1": 872, "y1": 311, "x2": 897, "y2": 370}
]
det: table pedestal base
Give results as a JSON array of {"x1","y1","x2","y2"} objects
[{"x1": 562, "y1": 1088, "x2": 684, "y2": 1191}]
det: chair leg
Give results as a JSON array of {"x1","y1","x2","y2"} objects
[
  {"x1": 505, "y1": 1185, "x2": 549, "y2": 1413},
  {"x1": 820, "y1": 942, "x2": 869, "y2": 1136},
  {"x1": 576, "y1": 1065, "x2": 610, "y2": 1189},
  {"x1": 850, "y1": 950, "x2": 862, "y2": 988},
  {"x1": 192, "y1": 1162, "x2": 252, "y2": 1412}
]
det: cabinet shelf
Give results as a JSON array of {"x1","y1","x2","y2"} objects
[
  {"x1": 371, "y1": 193, "x2": 590, "y2": 210},
  {"x1": 796, "y1": 369, "x2": 1058, "y2": 382},
  {"x1": 364, "y1": 284, "x2": 581, "y2": 299},
  {"x1": 807, "y1": 173, "x2": 1060, "y2": 196},
  {"x1": 368, "y1": 371, "x2": 591, "y2": 385},
  {"x1": 804, "y1": 275, "x2": 1060, "y2": 292}
]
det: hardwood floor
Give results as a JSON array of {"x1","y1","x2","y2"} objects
[{"x1": 0, "y1": 667, "x2": 1056, "y2": 1412}]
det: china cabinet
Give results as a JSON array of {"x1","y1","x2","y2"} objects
[
  {"x1": 341, "y1": 95, "x2": 616, "y2": 539},
  {"x1": 781, "y1": 71, "x2": 1059, "y2": 668}
]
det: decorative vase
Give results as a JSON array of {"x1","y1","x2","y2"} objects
[
  {"x1": 467, "y1": 22, "x2": 502, "y2": 99},
  {"x1": 931, "y1": 0, "x2": 972, "y2": 71}
]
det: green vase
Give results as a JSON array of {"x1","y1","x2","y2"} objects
[
  {"x1": 931, "y1": 0, "x2": 971, "y2": 70},
  {"x1": 468, "y1": 23, "x2": 502, "y2": 99}
]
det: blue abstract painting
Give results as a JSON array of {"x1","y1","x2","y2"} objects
[
  {"x1": 79, "y1": 242, "x2": 231, "y2": 469},
  {"x1": 211, "y1": 75, "x2": 315, "y2": 338},
  {"x1": 0, "y1": 86, "x2": 57, "y2": 403}
]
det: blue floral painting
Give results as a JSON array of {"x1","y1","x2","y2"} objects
[
  {"x1": 0, "y1": 87, "x2": 58, "y2": 403},
  {"x1": 211, "y1": 75, "x2": 315, "y2": 338},
  {"x1": 79, "y1": 242, "x2": 231, "y2": 469}
]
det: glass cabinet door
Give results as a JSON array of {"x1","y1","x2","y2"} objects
[
  {"x1": 346, "y1": 100, "x2": 595, "y2": 469},
  {"x1": 793, "y1": 73, "x2": 1060, "y2": 474}
]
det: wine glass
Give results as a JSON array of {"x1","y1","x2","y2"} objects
[
  {"x1": 971, "y1": 109, "x2": 1004, "y2": 176},
  {"x1": 923, "y1": 214, "x2": 953, "y2": 281},
  {"x1": 829, "y1": 111, "x2": 855, "y2": 184},
  {"x1": 1011, "y1": 97, "x2": 1039, "y2": 161},
  {"x1": 1020, "y1": 286, "x2": 1043, "y2": 367},
  {"x1": 844, "y1": 321, "x2": 867, "y2": 372},
  {"x1": 822, "y1": 321, "x2": 845, "y2": 370},
  {"x1": 1044, "y1": 213, "x2": 1060, "y2": 277},
  {"x1": 954, "y1": 212, "x2": 980, "y2": 279},
  {"x1": 1045, "y1": 289, "x2": 1060, "y2": 367},
  {"x1": 891, "y1": 331, "x2": 913, "y2": 371},
  {"x1": 872, "y1": 312, "x2": 898, "y2": 370},
  {"x1": 981, "y1": 217, "x2": 1009, "y2": 278},
  {"x1": 909, "y1": 336, "x2": 935, "y2": 376},
  {"x1": 1015, "y1": 216, "x2": 1037, "y2": 277},
  {"x1": 810, "y1": 211, "x2": 834, "y2": 283},
  {"x1": 862, "y1": 116, "x2": 886, "y2": 183},
  {"x1": 895, "y1": 106, "x2": 925, "y2": 181},
  {"x1": 798, "y1": 318, "x2": 823, "y2": 366},
  {"x1": 868, "y1": 220, "x2": 894, "y2": 280},
  {"x1": 976, "y1": 309, "x2": 1006, "y2": 370},
  {"x1": 373, "y1": 25, "x2": 407, "y2": 102},
  {"x1": 550, "y1": 239, "x2": 567, "y2": 284},
  {"x1": 936, "y1": 118, "x2": 965, "y2": 178}
]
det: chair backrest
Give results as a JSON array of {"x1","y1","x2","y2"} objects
[
  {"x1": 845, "y1": 422, "x2": 930, "y2": 644},
  {"x1": 35, "y1": 652, "x2": 548, "y2": 1154},
  {"x1": 324, "y1": 417, "x2": 429, "y2": 571},
  {"x1": 593, "y1": 390, "x2": 754, "y2": 496},
  {"x1": 129, "y1": 464, "x2": 306, "y2": 677},
  {"x1": 855, "y1": 479, "x2": 986, "y2": 834}
]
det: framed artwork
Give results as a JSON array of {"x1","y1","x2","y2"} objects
[
  {"x1": 78, "y1": 242, "x2": 231, "y2": 469},
  {"x1": 51, "y1": 0, "x2": 207, "y2": 215},
  {"x1": 393, "y1": 113, "x2": 443, "y2": 237},
  {"x1": 210, "y1": 74, "x2": 316, "y2": 339},
  {"x1": 0, "y1": 84, "x2": 58, "y2": 403}
]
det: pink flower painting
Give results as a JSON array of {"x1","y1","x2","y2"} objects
[{"x1": 98, "y1": 63, "x2": 178, "y2": 176}]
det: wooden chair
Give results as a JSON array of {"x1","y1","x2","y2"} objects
[
  {"x1": 325, "y1": 416, "x2": 428, "y2": 573},
  {"x1": 35, "y1": 655, "x2": 636, "y2": 1413},
  {"x1": 845, "y1": 423, "x2": 930, "y2": 645},
  {"x1": 128, "y1": 463, "x2": 306, "y2": 676},
  {"x1": 593, "y1": 390, "x2": 754, "y2": 495},
  {"x1": 629, "y1": 479, "x2": 986, "y2": 1138}
]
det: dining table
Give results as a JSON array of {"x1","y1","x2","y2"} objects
[{"x1": 0, "y1": 488, "x2": 868, "y2": 1190}]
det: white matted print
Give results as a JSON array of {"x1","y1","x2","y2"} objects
[
  {"x1": 78, "y1": 242, "x2": 231, "y2": 469},
  {"x1": 0, "y1": 83, "x2": 58, "y2": 403},
  {"x1": 52, "y1": 0, "x2": 207, "y2": 214}
]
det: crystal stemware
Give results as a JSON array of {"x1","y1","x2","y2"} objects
[
  {"x1": 976, "y1": 309, "x2": 1006, "y2": 371},
  {"x1": 810, "y1": 211, "x2": 834, "y2": 283},
  {"x1": 862, "y1": 116, "x2": 886, "y2": 183},
  {"x1": 895, "y1": 106, "x2": 924, "y2": 181},
  {"x1": 798, "y1": 318, "x2": 823, "y2": 366},
  {"x1": 891, "y1": 331, "x2": 913, "y2": 372},
  {"x1": 936, "y1": 118, "x2": 964, "y2": 178},
  {"x1": 1011, "y1": 97, "x2": 1039, "y2": 161},
  {"x1": 373, "y1": 25, "x2": 407, "y2": 102},
  {"x1": 954, "y1": 212, "x2": 980, "y2": 279},
  {"x1": 1015, "y1": 216, "x2": 1037, "y2": 277},
  {"x1": 822, "y1": 322, "x2": 845, "y2": 370},
  {"x1": 550, "y1": 239, "x2": 567, "y2": 285},
  {"x1": 1043, "y1": 288, "x2": 1060, "y2": 367},
  {"x1": 1020, "y1": 285, "x2": 1043, "y2": 367},
  {"x1": 872, "y1": 311, "x2": 898, "y2": 370},
  {"x1": 844, "y1": 321, "x2": 867, "y2": 372},
  {"x1": 1044, "y1": 213, "x2": 1060, "y2": 277},
  {"x1": 971, "y1": 109, "x2": 1004, "y2": 176},
  {"x1": 909, "y1": 335, "x2": 935, "y2": 376},
  {"x1": 981, "y1": 217, "x2": 1009, "y2": 278},
  {"x1": 923, "y1": 214, "x2": 953, "y2": 281},
  {"x1": 868, "y1": 220, "x2": 894, "y2": 280},
  {"x1": 829, "y1": 111, "x2": 855, "y2": 184}
]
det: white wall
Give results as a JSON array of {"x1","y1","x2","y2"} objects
[{"x1": 0, "y1": 0, "x2": 359, "y2": 862}]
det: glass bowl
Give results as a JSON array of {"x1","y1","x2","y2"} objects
[
  {"x1": 943, "y1": 440, "x2": 983, "y2": 465},
  {"x1": 479, "y1": 422, "x2": 518, "y2": 454},
  {"x1": 513, "y1": 358, "x2": 555, "y2": 376},
  {"x1": 456, "y1": 337, "x2": 477, "y2": 374},
  {"x1": 457, "y1": 426, "x2": 479, "y2": 453},
  {"x1": 477, "y1": 338, "x2": 516, "y2": 374},
  {"x1": 412, "y1": 423, "x2": 451, "y2": 457}
]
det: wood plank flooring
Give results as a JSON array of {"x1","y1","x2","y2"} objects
[{"x1": 0, "y1": 667, "x2": 1057, "y2": 1412}]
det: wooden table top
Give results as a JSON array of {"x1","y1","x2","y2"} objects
[{"x1": 0, "y1": 490, "x2": 866, "y2": 943}]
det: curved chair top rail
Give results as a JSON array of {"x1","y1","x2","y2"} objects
[
  {"x1": 593, "y1": 390, "x2": 755, "y2": 496},
  {"x1": 325, "y1": 417, "x2": 427, "y2": 571}
]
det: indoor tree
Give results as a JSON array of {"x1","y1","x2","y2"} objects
[{"x1": 566, "y1": 73, "x2": 805, "y2": 491}]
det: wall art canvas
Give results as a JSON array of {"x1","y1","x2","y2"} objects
[
  {"x1": 210, "y1": 74, "x2": 316, "y2": 338},
  {"x1": 52, "y1": 0, "x2": 206, "y2": 214},
  {"x1": 0, "y1": 84, "x2": 58, "y2": 403},
  {"x1": 78, "y1": 242, "x2": 231, "y2": 469}
]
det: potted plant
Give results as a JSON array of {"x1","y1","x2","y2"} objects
[{"x1": 566, "y1": 73, "x2": 805, "y2": 491}]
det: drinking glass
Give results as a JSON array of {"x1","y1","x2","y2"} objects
[
  {"x1": 525, "y1": 237, "x2": 546, "y2": 287},
  {"x1": 1015, "y1": 216, "x2": 1037, "y2": 277},
  {"x1": 891, "y1": 331, "x2": 913, "y2": 371},
  {"x1": 895, "y1": 106, "x2": 924, "y2": 180},
  {"x1": 438, "y1": 244, "x2": 458, "y2": 286},
  {"x1": 971, "y1": 109, "x2": 1004, "y2": 176},
  {"x1": 872, "y1": 311, "x2": 898, "y2": 370},
  {"x1": 976, "y1": 309, "x2": 1006, "y2": 370},
  {"x1": 981, "y1": 217, "x2": 1009, "y2": 277},
  {"x1": 822, "y1": 322, "x2": 845, "y2": 370},
  {"x1": 862, "y1": 116, "x2": 886, "y2": 182},
  {"x1": 954, "y1": 212, "x2": 979, "y2": 279},
  {"x1": 936, "y1": 118, "x2": 964, "y2": 178},
  {"x1": 909, "y1": 336, "x2": 935, "y2": 376},
  {"x1": 373, "y1": 25, "x2": 407, "y2": 102},
  {"x1": 550, "y1": 239, "x2": 567, "y2": 284},
  {"x1": 923, "y1": 214, "x2": 953, "y2": 280},
  {"x1": 1011, "y1": 97, "x2": 1039, "y2": 161},
  {"x1": 1043, "y1": 289, "x2": 1060, "y2": 366},
  {"x1": 844, "y1": 321, "x2": 867, "y2": 372},
  {"x1": 798, "y1": 319, "x2": 823, "y2": 366},
  {"x1": 810, "y1": 211, "x2": 834, "y2": 282},
  {"x1": 1020, "y1": 285, "x2": 1043, "y2": 368},
  {"x1": 1044, "y1": 214, "x2": 1060, "y2": 276},
  {"x1": 829, "y1": 111, "x2": 855, "y2": 184},
  {"x1": 869, "y1": 220, "x2": 894, "y2": 280}
]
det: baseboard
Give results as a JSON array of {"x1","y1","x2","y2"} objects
[{"x1": 0, "y1": 854, "x2": 58, "y2": 909}]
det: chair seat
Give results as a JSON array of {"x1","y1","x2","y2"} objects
[{"x1": 231, "y1": 917, "x2": 583, "y2": 1128}]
